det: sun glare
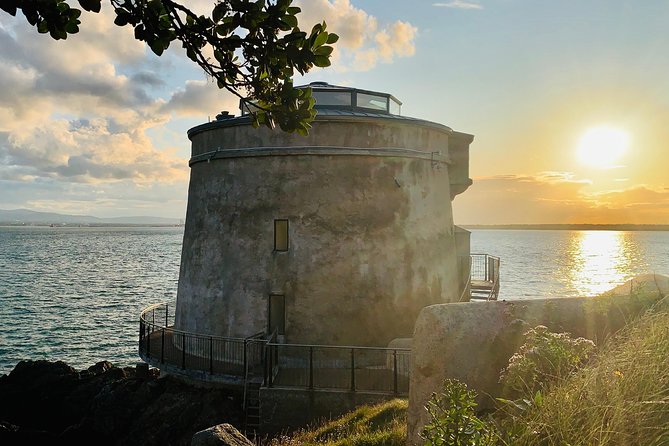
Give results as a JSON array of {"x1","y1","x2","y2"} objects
[{"x1": 576, "y1": 126, "x2": 629, "y2": 168}]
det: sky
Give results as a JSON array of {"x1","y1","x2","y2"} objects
[{"x1": 1, "y1": 0, "x2": 669, "y2": 224}]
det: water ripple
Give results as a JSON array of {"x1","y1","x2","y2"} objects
[{"x1": 0, "y1": 226, "x2": 180, "y2": 373}]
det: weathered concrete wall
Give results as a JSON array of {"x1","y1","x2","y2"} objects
[
  {"x1": 260, "y1": 387, "x2": 400, "y2": 435},
  {"x1": 454, "y1": 226, "x2": 471, "y2": 300},
  {"x1": 175, "y1": 116, "x2": 472, "y2": 347},
  {"x1": 406, "y1": 274, "x2": 669, "y2": 445},
  {"x1": 447, "y1": 131, "x2": 473, "y2": 198}
]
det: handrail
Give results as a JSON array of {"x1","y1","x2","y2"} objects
[
  {"x1": 139, "y1": 303, "x2": 411, "y2": 395},
  {"x1": 265, "y1": 341, "x2": 411, "y2": 352},
  {"x1": 140, "y1": 303, "x2": 251, "y2": 342},
  {"x1": 470, "y1": 254, "x2": 501, "y2": 301}
]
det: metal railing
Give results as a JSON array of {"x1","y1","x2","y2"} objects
[
  {"x1": 139, "y1": 303, "x2": 265, "y2": 378},
  {"x1": 265, "y1": 342, "x2": 411, "y2": 395},
  {"x1": 470, "y1": 254, "x2": 501, "y2": 300},
  {"x1": 139, "y1": 303, "x2": 411, "y2": 395}
]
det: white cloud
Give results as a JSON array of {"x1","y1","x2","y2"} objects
[
  {"x1": 161, "y1": 80, "x2": 239, "y2": 117},
  {"x1": 0, "y1": 0, "x2": 419, "y2": 217},
  {"x1": 294, "y1": 0, "x2": 418, "y2": 72},
  {"x1": 0, "y1": 4, "x2": 199, "y2": 217},
  {"x1": 3, "y1": 118, "x2": 188, "y2": 184},
  {"x1": 433, "y1": 1, "x2": 483, "y2": 10}
]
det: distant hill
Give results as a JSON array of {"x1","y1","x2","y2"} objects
[{"x1": 0, "y1": 209, "x2": 182, "y2": 226}]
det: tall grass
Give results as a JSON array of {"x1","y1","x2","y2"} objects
[
  {"x1": 266, "y1": 399, "x2": 407, "y2": 446},
  {"x1": 506, "y1": 305, "x2": 669, "y2": 446},
  {"x1": 265, "y1": 301, "x2": 669, "y2": 446}
]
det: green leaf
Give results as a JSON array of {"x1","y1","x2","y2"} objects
[
  {"x1": 65, "y1": 21, "x2": 79, "y2": 34},
  {"x1": 326, "y1": 32, "x2": 339, "y2": 44},
  {"x1": 212, "y1": 2, "x2": 227, "y2": 22},
  {"x1": 312, "y1": 55, "x2": 331, "y2": 67},
  {"x1": 312, "y1": 31, "x2": 328, "y2": 48},
  {"x1": 78, "y1": 0, "x2": 101, "y2": 13},
  {"x1": 534, "y1": 390, "x2": 543, "y2": 407},
  {"x1": 282, "y1": 14, "x2": 297, "y2": 28},
  {"x1": 314, "y1": 46, "x2": 333, "y2": 56},
  {"x1": 0, "y1": 1, "x2": 18, "y2": 16},
  {"x1": 37, "y1": 21, "x2": 49, "y2": 34},
  {"x1": 114, "y1": 10, "x2": 130, "y2": 26},
  {"x1": 149, "y1": 40, "x2": 165, "y2": 56}
]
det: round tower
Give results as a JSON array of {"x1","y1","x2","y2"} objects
[{"x1": 174, "y1": 82, "x2": 473, "y2": 346}]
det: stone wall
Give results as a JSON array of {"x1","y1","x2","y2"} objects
[
  {"x1": 259, "y1": 387, "x2": 398, "y2": 435},
  {"x1": 176, "y1": 116, "x2": 472, "y2": 347},
  {"x1": 406, "y1": 274, "x2": 669, "y2": 445}
]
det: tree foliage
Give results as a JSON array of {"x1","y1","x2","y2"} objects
[{"x1": 1, "y1": 0, "x2": 339, "y2": 134}]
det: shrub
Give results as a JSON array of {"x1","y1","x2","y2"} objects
[
  {"x1": 499, "y1": 325, "x2": 595, "y2": 396},
  {"x1": 420, "y1": 379, "x2": 496, "y2": 446}
]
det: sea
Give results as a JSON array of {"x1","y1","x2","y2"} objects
[{"x1": 1, "y1": 226, "x2": 668, "y2": 374}]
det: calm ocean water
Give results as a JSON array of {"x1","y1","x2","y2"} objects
[
  {"x1": 0, "y1": 227, "x2": 182, "y2": 374},
  {"x1": 1, "y1": 227, "x2": 668, "y2": 374}
]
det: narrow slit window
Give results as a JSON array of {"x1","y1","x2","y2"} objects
[
  {"x1": 274, "y1": 219, "x2": 289, "y2": 251},
  {"x1": 268, "y1": 294, "x2": 285, "y2": 335}
]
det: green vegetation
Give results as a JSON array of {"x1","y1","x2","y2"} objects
[
  {"x1": 502, "y1": 307, "x2": 669, "y2": 445},
  {"x1": 424, "y1": 300, "x2": 669, "y2": 446},
  {"x1": 499, "y1": 325, "x2": 595, "y2": 397},
  {"x1": 272, "y1": 300, "x2": 669, "y2": 446},
  {"x1": 421, "y1": 380, "x2": 495, "y2": 446},
  {"x1": 267, "y1": 399, "x2": 407, "y2": 446}
]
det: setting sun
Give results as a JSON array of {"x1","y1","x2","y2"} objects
[{"x1": 577, "y1": 126, "x2": 630, "y2": 168}]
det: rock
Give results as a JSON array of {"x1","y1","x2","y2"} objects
[
  {"x1": 0, "y1": 360, "x2": 242, "y2": 446},
  {"x1": 191, "y1": 424, "x2": 253, "y2": 446},
  {"x1": 602, "y1": 273, "x2": 669, "y2": 298},
  {"x1": 406, "y1": 275, "x2": 666, "y2": 445},
  {"x1": 0, "y1": 420, "x2": 57, "y2": 444},
  {"x1": 136, "y1": 362, "x2": 150, "y2": 379},
  {"x1": 88, "y1": 361, "x2": 115, "y2": 375}
]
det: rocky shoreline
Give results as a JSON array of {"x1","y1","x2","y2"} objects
[{"x1": 0, "y1": 360, "x2": 244, "y2": 445}]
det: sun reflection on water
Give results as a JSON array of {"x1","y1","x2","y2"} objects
[{"x1": 566, "y1": 231, "x2": 642, "y2": 297}]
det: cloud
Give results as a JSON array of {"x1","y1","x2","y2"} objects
[
  {"x1": 0, "y1": 0, "x2": 419, "y2": 218},
  {"x1": 0, "y1": 4, "x2": 196, "y2": 218},
  {"x1": 453, "y1": 174, "x2": 669, "y2": 225},
  {"x1": 161, "y1": 80, "x2": 239, "y2": 116},
  {"x1": 2, "y1": 118, "x2": 188, "y2": 184},
  {"x1": 294, "y1": 0, "x2": 417, "y2": 71},
  {"x1": 0, "y1": 177, "x2": 187, "y2": 218},
  {"x1": 433, "y1": 1, "x2": 483, "y2": 9}
]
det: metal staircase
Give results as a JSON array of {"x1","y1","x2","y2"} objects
[{"x1": 243, "y1": 379, "x2": 262, "y2": 436}]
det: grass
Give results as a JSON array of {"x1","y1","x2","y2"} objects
[
  {"x1": 265, "y1": 299, "x2": 669, "y2": 446},
  {"x1": 503, "y1": 301, "x2": 669, "y2": 446},
  {"x1": 265, "y1": 398, "x2": 407, "y2": 446}
]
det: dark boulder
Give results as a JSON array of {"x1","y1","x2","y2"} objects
[{"x1": 0, "y1": 360, "x2": 241, "y2": 446}]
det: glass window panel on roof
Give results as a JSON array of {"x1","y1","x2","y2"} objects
[
  {"x1": 312, "y1": 91, "x2": 352, "y2": 106},
  {"x1": 389, "y1": 99, "x2": 401, "y2": 115},
  {"x1": 357, "y1": 93, "x2": 388, "y2": 111}
]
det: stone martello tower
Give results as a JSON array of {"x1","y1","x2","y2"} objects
[{"x1": 174, "y1": 82, "x2": 473, "y2": 347}]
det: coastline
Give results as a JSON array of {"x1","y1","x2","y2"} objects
[{"x1": 462, "y1": 223, "x2": 669, "y2": 231}]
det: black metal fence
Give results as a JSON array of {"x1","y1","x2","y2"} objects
[
  {"x1": 265, "y1": 343, "x2": 411, "y2": 394},
  {"x1": 139, "y1": 303, "x2": 411, "y2": 395},
  {"x1": 139, "y1": 303, "x2": 264, "y2": 377}
]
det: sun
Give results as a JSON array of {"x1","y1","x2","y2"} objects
[{"x1": 576, "y1": 126, "x2": 630, "y2": 168}]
